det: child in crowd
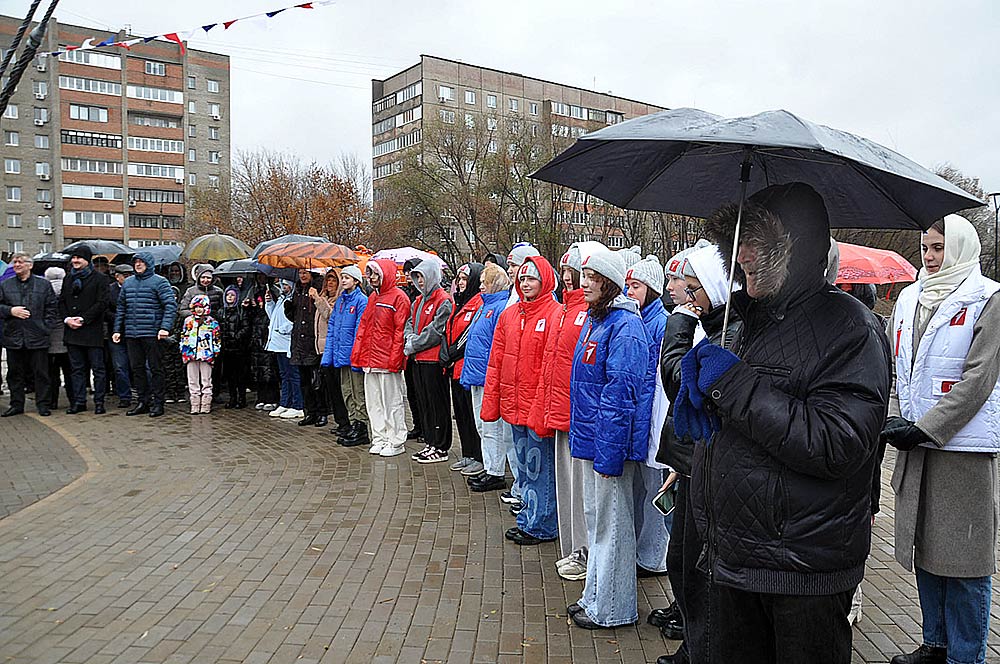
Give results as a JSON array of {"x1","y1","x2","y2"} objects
[{"x1": 180, "y1": 294, "x2": 221, "y2": 414}]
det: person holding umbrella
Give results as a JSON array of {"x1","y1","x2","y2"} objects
[
  {"x1": 673, "y1": 183, "x2": 891, "y2": 662},
  {"x1": 883, "y1": 214, "x2": 1000, "y2": 664}
]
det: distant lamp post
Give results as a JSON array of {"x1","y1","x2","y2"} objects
[{"x1": 990, "y1": 193, "x2": 1000, "y2": 281}]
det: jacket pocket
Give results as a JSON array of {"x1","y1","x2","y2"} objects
[{"x1": 764, "y1": 471, "x2": 786, "y2": 538}]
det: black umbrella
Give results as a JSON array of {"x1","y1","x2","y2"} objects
[
  {"x1": 112, "y1": 244, "x2": 181, "y2": 266},
  {"x1": 214, "y1": 259, "x2": 259, "y2": 276},
  {"x1": 62, "y1": 239, "x2": 133, "y2": 256},
  {"x1": 30, "y1": 252, "x2": 71, "y2": 275}
]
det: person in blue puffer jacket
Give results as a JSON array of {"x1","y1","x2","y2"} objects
[
  {"x1": 567, "y1": 244, "x2": 649, "y2": 631},
  {"x1": 321, "y1": 265, "x2": 369, "y2": 447},
  {"x1": 112, "y1": 251, "x2": 177, "y2": 417},
  {"x1": 460, "y1": 263, "x2": 515, "y2": 493}
]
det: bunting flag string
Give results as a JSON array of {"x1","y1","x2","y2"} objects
[{"x1": 41, "y1": 1, "x2": 331, "y2": 58}]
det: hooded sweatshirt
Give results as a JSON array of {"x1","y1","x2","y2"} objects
[
  {"x1": 179, "y1": 264, "x2": 224, "y2": 318},
  {"x1": 440, "y1": 263, "x2": 484, "y2": 380},
  {"x1": 351, "y1": 258, "x2": 411, "y2": 372},
  {"x1": 404, "y1": 259, "x2": 453, "y2": 362},
  {"x1": 180, "y1": 294, "x2": 221, "y2": 363},
  {"x1": 481, "y1": 254, "x2": 560, "y2": 435},
  {"x1": 569, "y1": 294, "x2": 649, "y2": 476}
]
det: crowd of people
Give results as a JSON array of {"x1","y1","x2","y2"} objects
[{"x1": 0, "y1": 181, "x2": 997, "y2": 664}]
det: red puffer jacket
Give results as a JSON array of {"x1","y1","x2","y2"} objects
[
  {"x1": 529, "y1": 287, "x2": 589, "y2": 433},
  {"x1": 481, "y1": 255, "x2": 560, "y2": 437},
  {"x1": 441, "y1": 293, "x2": 484, "y2": 380},
  {"x1": 350, "y1": 258, "x2": 411, "y2": 372}
]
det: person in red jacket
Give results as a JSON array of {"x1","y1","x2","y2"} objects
[
  {"x1": 482, "y1": 254, "x2": 561, "y2": 545},
  {"x1": 405, "y1": 259, "x2": 454, "y2": 464},
  {"x1": 442, "y1": 263, "x2": 486, "y2": 476},
  {"x1": 351, "y1": 258, "x2": 411, "y2": 457},
  {"x1": 531, "y1": 243, "x2": 591, "y2": 576}
]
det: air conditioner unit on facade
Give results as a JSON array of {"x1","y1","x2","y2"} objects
[
  {"x1": 34, "y1": 92, "x2": 46, "y2": 100},
  {"x1": 128, "y1": 200, "x2": 136, "y2": 207},
  {"x1": 42, "y1": 228, "x2": 53, "y2": 235},
  {"x1": 39, "y1": 173, "x2": 50, "y2": 181},
  {"x1": 33, "y1": 119, "x2": 44, "y2": 126},
  {"x1": 42, "y1": 202, "x2": 53, "y2": 209},
  {"x1": 175, "y1": 177, "x2": 184, "y2": 184},
  {"x1": 36, "y1": 63, "x2": 46, "y2": 72},
  {"x1": 210, "y1": 113, "x2": 220, "y2": 120}
]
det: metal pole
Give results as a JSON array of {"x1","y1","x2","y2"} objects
[
  {"x1": 0, "y1": 0, "x2": 59, "y2": 117},
  {"x1": 720, "y1": 149, "x2": 754, "y2": 349},
  {"x1": 990, "y1": 193, "x2": 1000, "y2": 281}
]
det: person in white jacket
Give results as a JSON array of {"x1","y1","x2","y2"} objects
[{"x1": 264, "y1": 280, "x2": 303, "y2": 419}]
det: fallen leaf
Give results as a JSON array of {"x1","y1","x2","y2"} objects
[{"x1": 140, "y1": 631, "x2": 149, "y2": 639}]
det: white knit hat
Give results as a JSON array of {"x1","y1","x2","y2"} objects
[
  {"x1": 559, "y1": 243, "x2": 583, "y2": 272},
  {"x1": 664, "y1": 239, "x2": 712, "y2": 279},
  {"x1": 507, "y1": 242, "x2": 540, "y2": 267},
  {"x1": 618, "y1": 245, "x2": 643, "y2": 270},
  {"x1": 518, "y1": 260, "x2": 541, "y2": 282},
  {"x1": 581, "y1": 244, "x2": 626, "y2": 291},
  {"x1": 341, "y1": 265, "x2": 363, "y2": 284},
  {"x1": 625, "y1": 254, "x2": 665, "y2": 296}
]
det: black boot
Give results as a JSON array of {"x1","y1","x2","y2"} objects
[
  {"x1": 890, "y1": 645, "x2": 948, "y2": 664},
  {"x1": 341, "y1": 422, "x2": 369, "y2": 447},
  {"x1": 298, "y1": 413, "x2": 318, "y2": 426},
  {"x1": 313, "y1": 415, "x2": 328, "y2": 427},
  {"x1": 332, "y1": 421, "x2": 352, "y2": 437},
  {"x1": 126, "y1": 403, "x2": 149, "y2": 416},
  {"x1": 235, "y1": 393, "x2": 247, "y2": 409},
  {"x1": 224, "y1": 397, "x2": 237, "y2": 409}
]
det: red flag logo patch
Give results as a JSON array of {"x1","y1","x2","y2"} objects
[
  {"x1": 535, "y1": 319, "x2": 546, "y2": 332},
  {"x1": 574, "y1": 311, "x2": 587, "y2": 326},
  {"x1": 950, "y1": 308, "x2": 968, "y2": 326}
]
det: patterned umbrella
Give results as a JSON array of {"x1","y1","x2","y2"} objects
[
  {"x1": 836, "y1": 242, "x2": 917, "y2": 285},
  {"x1": 256, "y1": 241, "x2": 359, "y2": 269},
  {"x1": 181, "y1": 233, "x2": 252, "y2": 262}
]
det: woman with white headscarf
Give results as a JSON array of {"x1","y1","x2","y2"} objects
[{"x1": 884, "y1": 214, "x2": 1000, "y2": 664}]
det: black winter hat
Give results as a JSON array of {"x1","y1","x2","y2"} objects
[{"x1": 71, "y1": 245, "x2": 93, "y2": 263}]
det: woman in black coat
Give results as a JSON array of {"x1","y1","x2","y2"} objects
[{"x1": 219, "y1": 286, "x2": 252, "y2": 408}]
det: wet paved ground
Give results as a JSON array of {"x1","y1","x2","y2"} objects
[{"x1": 1, "y1": 399, "x2": 999, "y2": 663}]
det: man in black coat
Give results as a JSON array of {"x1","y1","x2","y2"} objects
[
  {"x1": 676, "y1": 183, "x2": 892, "y2": 663},
  {"x1": 0, "y1": 253, "x2": 58, "y2": 416},
  {"x1": 106, "y1": 264, "x2": 133, "y2": 407},
  {"x1": 60, "y1": 245, "x2": 111, "y2": 414}
]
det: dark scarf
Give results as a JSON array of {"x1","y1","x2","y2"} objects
[{"x1": 70, "y1": 264, "x2": 93, "y2": 295}]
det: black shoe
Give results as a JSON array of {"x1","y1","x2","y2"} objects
[
  {"x1": 656, "y1": 648, "x2": 690, "y2": 664},
  {"x1": 148, "y1": 405, "x2": 164, "y2": 418},
  {"x1": 567, "y1": 603, "x2": 584, "y2": 617},
  {"x1": 334, "y1": 422, "x2": 352, "y2": 437},
  {"x1": 341, "y1": 432, "x2": 368, "y2": 448},
  {"x1": 571, "y1": 610, "x2": 607, "y2": 630},
  {"x1": 298, "y1": 414, "x2": 318, "y2": 426},
  {"x1": 470, "y1": 475, "x2": 507, "y2": 492},
  {"x1": 406, "y1": 429, "x2": 422, "y2": 440},
  {"x1": 660, "y1": 621, "x2": 684, "y2": 641},
  {"x1": 509, "y1": 501, "x2": 524, "y2": 516},
  {"x1": 66, "y1": 404, "x2": 87, "y2": 415},
  {"x1": 648, "y1": 603, "x2": 681, "y2": 628},
  {"x1": 890, "y1": 645, "x2": 948, "y2": 664},
  {"x1": 638, "y1": 565, "x2": 669, "y2": 578},
  {"x1": 126, "y1": 403, "x2": 149, "y2": 416},
  {"x1": 1, "y1": 407, "x2": 24, "y2": 417},
  {"x1": 508, "y1": 528, "x2": 554, "y2": 546},
  {"x1": 313, "y1": 415, "x2": 328, "y2": 428},
  {"x1": 38, "y1": 407, "x2": 51, "y2": 417},
  {"x1": 118, "y1": 400, "x2": 131, "y2": 409},
  {"x1": 94, "y1": 404, "x2": 106, "y2": 415},
  {"x1": 504, "y1": 527, "x2": 520, "y2": 540},
  {"x1": 224, "y1": 400, "x2": 237, "y2": 409},
  {"x1": 234, "y1": 398, "x2": 247, "y2": 409}
]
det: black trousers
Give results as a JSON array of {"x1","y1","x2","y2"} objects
[
  {"x1": 713, "y1": 584, "x2": 854, "y2": 664},
  {"x1": 404, "y1": 360, "x2": 422, "y2": 434},
  {"x1": 6, "y1": 348, "x2": 50, "y2": 411},
  {"x1": 48, "y1": 352, "x2": 75, "y2": 409},
  {"x1": 222, "y1": 350, "x2": 249, "y2": 405},
  {"x1": 67, "y1": 344, "x2": 106, "y2": 407},
  {"x1": 451, "y1": 377, "x2": 481, "y2": 460},
  {"x1": 126, "y1": 337, "x2": 164, "y2": 407},
  {"x1": 296, "y1": 363, "x2": 325, "y2": 417},
  {"x1": 667, "y1": 477, "x2": 715, "y2": 663},
  {"x1": 321, "y1": 365, "x2": 349, "y2": 427},
  {"x1": 413, "y1": 361, "x2": 452, "y2": 450}
]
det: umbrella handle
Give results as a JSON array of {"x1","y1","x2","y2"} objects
[{"x1": 720, "y1": 152, "x2": 754, "y2": 349}]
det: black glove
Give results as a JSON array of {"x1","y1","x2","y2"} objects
[{"x1": 880, "y1": 416, "x2": 930, "y2": 451}]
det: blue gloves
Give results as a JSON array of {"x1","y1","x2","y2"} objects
[{"x1": 673, "y1": 339, "x2": 740, "y2": 444}]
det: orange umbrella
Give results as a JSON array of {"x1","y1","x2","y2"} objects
[
  {"x1": 256, "y1": 241, "x2": 359, "y2": 269},
  {"x1": 836, "y1": 241, "x2": 917, "y2": 284}
]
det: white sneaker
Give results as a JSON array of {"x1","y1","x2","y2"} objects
[
  {"x1": 255, "y1": 402, "x2": 265, "y2": 410},
  {"x1": 379, "y1": 444, "x2": 405, "y2": 457},
  {"x1": 557, "y1": 559, "x2": 588, "y2": 581},
  {"x1": 269, "y1": 406, "x2": 288, "y2": 418},
  {"x1": 280, "y1": 408, "x2": 303, "y2": 419},
  {"x1": 369, "y1": 442, "x2": 385, "y2": 455}
]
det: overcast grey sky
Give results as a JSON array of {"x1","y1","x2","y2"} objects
[{"x1": 9, "y1": 0, "x2": 1000, "y2": 200}]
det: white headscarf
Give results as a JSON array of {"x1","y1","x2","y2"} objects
[
  {"x1": 917, "y1": 213, "x2": 981, "y2": 327},
  {"x1": 684, "y1": 245, "x2": 734, "y2": 310}
]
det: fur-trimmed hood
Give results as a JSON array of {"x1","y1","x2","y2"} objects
[{"x1": 704, "y1": 182, "x2": 830, "y2": 312}]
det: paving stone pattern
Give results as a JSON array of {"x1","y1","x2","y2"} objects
[
  {"x1": 0, "y1": 407, "x2": 998, "y2": 663},
  {"x1": 0, "y1": 413, "x2": 86, "y2": 519}
]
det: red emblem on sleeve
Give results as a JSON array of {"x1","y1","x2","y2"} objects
[
  {"x1": 950, "y1": 308, "x2": 968, "y2": 326},
  {"x1": 583, "y1": 341, "x2": 598, "y2": 364}
]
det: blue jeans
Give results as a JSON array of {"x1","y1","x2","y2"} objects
[
  {"x1": 67, "y1": 344, "x2": 106, "y2": 407},
  {"x1": 633, "y1": 463, "x2": 670, "y2": 572},
  {"x1": 107, "y1": 340, "x2": 131, "y2": 400},
  {"x1": 507, "y1": 422, "x2": 521, "y2": 497},
  {"x1": 580, "y1": 461, "x2": 638, "y2": 627},
  {"x1": 274, "y1": 353, "x2": 302, "y2": 409},
  {"x1": 916, "y1": 567, "x2": 991, "y2": 664},
  {"x1": 511, "y1": 425, "x2": 558, "y2": 540}
]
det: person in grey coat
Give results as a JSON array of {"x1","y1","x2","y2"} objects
[
  {"x1": 883, "y1": 214, "x2": 1000, "y2": 664},
  {"x1": 44, "y1": 267, "x2": 75, "y2": 410}
]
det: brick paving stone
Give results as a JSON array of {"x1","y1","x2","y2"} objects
[{"x1": 2, "y1": 410, "x2": 1000, "y2": 662}]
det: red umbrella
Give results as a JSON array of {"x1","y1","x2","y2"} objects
[{"x1": 836, "y1": 241, "x2": 917, "y2": 285}]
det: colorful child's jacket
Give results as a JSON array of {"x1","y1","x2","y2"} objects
[{"x1": 180, "y1": 294, "x2": 221, "y2": 364}]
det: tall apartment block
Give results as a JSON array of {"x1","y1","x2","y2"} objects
[
  {"x1": 370, "y1": 55, "x2": 664, "y2": 250},
  {"x1": 0, "y1": 14, "x2": 230, "y2": 256}
]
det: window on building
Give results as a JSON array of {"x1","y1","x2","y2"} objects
[
  {"x1": 208, "y1": 174, "x2": 220, "y2": 188},
  {"x1": 62, "y1": 184, "x2": 122, "y2": 200},
  {"x1": 32, "y1": 80, "x2": 47, "y2": 97},
  {"x1": 63, "y1": 211, "x2": 124, "y2": 227},
  {"x1": 486, "y1": 117, "x2": 498, "y2": 131},
  {"x1": 440, "y1": 110, "x2": 455, "y2": 124},
  {"x1": 396, "y1": 81, "x2": 421, "y2": 104},
  {"x1": 128, "y1": 163, "x2": 184, "y2": 179},
  {"x1": 4, "y1": 159, "x2": 20, "y2": 174},
  {"x1": 34, "y1": 107, "x2": 48, "y2": 123},
  {"x1": 2, "y1": 104, "x2": 16, "y2": 119},
  {"x1": 552, "y1": 102, "x2": 569, "y2": 116},
  {"x1": 61, "y1": 158, "x2": 123, "y2": 174},
  {"x1": 607, "y1": 112, "x2": 624, "y2": 125},
  {"x1": 145, "y1": 61, "x2": 166, "y2": 76},
  {"x1": 438, "y1": 85, "x2": 454, "y2": 101},
  {"x1": 209, "y1": 126, "x2": 219, "y2": 140},
  {"x1": 6, "y1": 186, "x2": 21, "y2": 201},
  {"x1": 4, "y1": 130, "x2": 18, "y2": 146},
  {"x1": 188, "y1": 124, "x2": 196, "y2": 138},
  {"x1": 529, "y1": 102, "x2": 538, "y2": 115},
  {"x1": 188, "y1": 149, "x2": 196, "y2": 162},
  {"x1": 69, "y1": 104, "x2": 109, "y2": 122},
  {"x1": 58, "y1": 76, "x2": 122, "y2": 96},
  {"x1": 509, "y1": 98, "x2": 519, "y2": 112},
  {"x1": 488, "y1": 140, "x2": 497, "y2": 153},
  {"x1": 37, "y1": 215, "x2": 52, "y2": 230},
  {"x1": 34, "y1": 134, "x2": 49, "y2": 148},
  {"x1": 127, "y1": 136, "x2": 184, "y2": 153},
  {"x1": 58, "y1": 50, "x2": 121, "y2": 69},
  {"x1": 127, "y1": 188, "x2": 184, "y2": 204},
  {"x1": 486, "y1": 94, "x2": 497, "y2": 109},
  {"x1": 7, "y1": 214, "x2": 21, "y2": 228},
  {"x1": 188, "y1": 173, "x2": 197, "y2": 186},
  {"x1": 35, "y1": 162, "x2": 50, "y2": 176},
  {"x1": 8, "y1": 240, "x2": 24, "y2": 253},
  {"x1": 39, "y1": 241, "x2": 52, "y2": 252},
  {"x1": 187, "y1": 75, "x2": 196, "y2": 90},
  {"x1": 209, "y1": 103, "x2": 220, "y2": 117},
  {"x1": 188, "y1": 101, "x2": 196, "y2": 114},
  {"x1": 130, "y1": 114, "x2": 178, "y2": 128},
  {"x1": 208, "y1": 151, "x2": 220, "y2": 164},
  {"x1": 464, "y1": 114, "x2": 474, "y2": 129},
  {"x1": 126, "y1": 85, "x2": 182, "y2": 103},
  {"x1": 207, "y1": 79, "x2": 220, "y2": 93},
  {"x1": 464, "y1": 90, "x2": 476, "y2": 105}
]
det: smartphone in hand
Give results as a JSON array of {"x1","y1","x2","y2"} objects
[{"x1": 652, "y1": 472, "x2": 679, "y2": 516}]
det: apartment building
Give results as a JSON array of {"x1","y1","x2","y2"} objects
[
  {"x1": 0, "y1": 14, "x2": 230, "y2": 255},
  {"x1": 370, "y1": 55, "x2": 665, "y2": 255}
]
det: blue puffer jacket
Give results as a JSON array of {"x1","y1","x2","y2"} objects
[
  {"x1": 321, "y1": 287, "x2": 368, "y2": 368},
  {"x1": 460, "y1": 289, "x2": 510, "y2": 389},
  {"x1": 569, "y1": 296, "x2": 649, "y2": 476},
  {"x1": 114, "y1": 252, "x2": 177, "y2": 338},
  {"x1": 635, "y1": 297, "x2": 668, "y2": 459}
]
